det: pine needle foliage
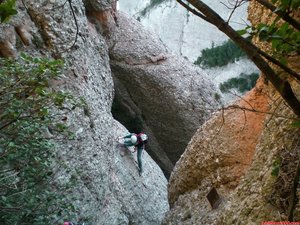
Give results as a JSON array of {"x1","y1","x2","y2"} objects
[
  {"x1": 219, "y1": 72, "x2": 259, "y2": 94},
  {"x1": 194, "y1": 39, "x2": 247, "y2": 68}
]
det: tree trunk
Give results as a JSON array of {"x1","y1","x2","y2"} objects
[{"x1": 182, "y1": 0, "x2": 300, "y2": 117}]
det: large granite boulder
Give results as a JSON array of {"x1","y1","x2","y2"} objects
[
  {"x1": 163, "y1": 78, "x2": 271, "y2": 224},
  {"x1": 90, "y1": 10, "x2": 222, "y2": 176},
  {"x1": 164, "y1": 69, "x2": 299, "y2": 224}
]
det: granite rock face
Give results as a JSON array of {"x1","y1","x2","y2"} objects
[
  {"x1": 164, "y1": 80, "x2": 300, "y2": 225},
  {"x1": 163, "y1": 78, "x2": 270, "y2": 224},
  {"x1": 218, "y1": 97, "x2": 300, "y2": 224},
  {"x1": 94, "y1": 11, "x2": 221, "y2": 176},
  {"x1": 0, "y1": 0, "x2": 168, "y2": 224}
]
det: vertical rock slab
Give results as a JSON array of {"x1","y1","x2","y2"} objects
[{"x1": 0, "y1": 0, "x2": 168, "y2": 224}]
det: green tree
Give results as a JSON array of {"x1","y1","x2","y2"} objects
[
  {"x1": 219, "y1": 73, "x2": 259, "y2": 93},
  {"x1": 140, "y1": 0, "x2": 167, "y2": 16},
  {"x1": 194, "y1": 39, "x2": 246, "y2": 68},
  {"x1": 0, "y1": 0, "x2": 17, "y2": 22},
  {"x1": 0, "y1": 54, "x2": 79, "y2": 224}
]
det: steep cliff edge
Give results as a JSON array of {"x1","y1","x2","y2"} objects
[
  {"x1": 164, "y1": 1, "x2": 300, "y2": 224},
  {"x1": 0, "y1": 1, "x2": 168, "y2": 224}
]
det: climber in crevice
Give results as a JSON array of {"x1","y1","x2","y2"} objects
[
  {"x1": 117, "y1": 132, "x2": 148, "y2": 176},
  {"x1": 59, "y1": 222, "x2": 85, "y2": 225}
]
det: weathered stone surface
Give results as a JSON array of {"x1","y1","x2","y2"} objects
[
  {"x1": 0, "y1": 1, "x2": 168, "y2": 224},
  {"x1": 218, "y1": 98, "x2": 300, "y2": 224},
  {"x1": 167, "y1": 78, "x2": 270, "y2": 205},
  {"x1": 97, "y1": 11, "x2": 221, "y2": 175},
  {"x1": 163, "y1": 78, "x2": 270, "y2": 224},
  {"x1": 164, "y1": 82, "x2": 299, "y2": 225}
]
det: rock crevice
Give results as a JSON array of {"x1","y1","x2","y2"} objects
[{"x1": 89, "y1": 10, "x2": 222, "y2": 176}]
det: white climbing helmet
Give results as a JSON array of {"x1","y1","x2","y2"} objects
[
  {"x1": 131, "y1": 135, "x2": 137, "y2": 144},
  {"x1": 140, "y1": 133, "x2": 148, "y2": 141}
]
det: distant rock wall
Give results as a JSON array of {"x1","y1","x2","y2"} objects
[
  {"x1": 118, "y1": 0, "x2": 247, "y2": 61},
  {"x1": 0, "y1": 1, "x2": 169, "y2": 224},
  {"x1": 118, "y1": 0, "x2": 259, "y2": 104}
]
